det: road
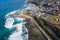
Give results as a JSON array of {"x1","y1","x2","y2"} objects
[
  {"x1": 18, "y1": 14, "x2": 52, "y2": 40},
  {"x1": 45, "y1": 23, "x2": 60, "y2": 39},
  {"x1": 38, "y1": 17, "x2": 59, "y2": 40}
]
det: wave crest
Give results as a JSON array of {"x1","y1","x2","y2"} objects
[
  {"x1": 4, "y1": 17, "x2": 14, "y2": 29},
  {"x1": 4, "y1": 10, "x2": 28, "y2": 40}
]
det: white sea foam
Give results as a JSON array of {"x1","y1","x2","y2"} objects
[
  {"x1": 15, "y1": 17, "x2": 25, "y2": 21},
  {"x1": 5, "y1": 10, "x2": 19, "y2": 17},
  {"x1": 8, "y1": 23, "x2": 23, "y2": 40},
  {"x1": 24, "y1": 4, "x2": 28, "y2": 7},
  {"x1": 4, "y1": 17, "x2": 14, "y2": 29},
  {"x1": 8, "y1": 22, "x2": 28, "y2": 40},
  {"x1": 4, "y1": 0, "x2": 29, "y2": 39},
  {"x1": 5, "y1": 10, "x2": 28, "y2": 40},
  {"x1": 5, "y1": 16, "x2": 28, "y2": 40},
  {"x1": 25, "y1": 4, "x2": 32, "y2": 9},
  {"x1": 25, "y1": 0, "x2": 28, "y2": 3},
  {"x1": 4, "y1": 2, "x2": 29, "y2": 38}
]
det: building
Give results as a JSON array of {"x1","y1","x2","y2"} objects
[{"x1": 57, "y1": 10, "x2": 60, "y2": 22}]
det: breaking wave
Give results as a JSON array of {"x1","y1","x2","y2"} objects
[
  {"x1": 4, "y1": 17, "x2": 14, "y2": 29},
  {"x1": 4, "y1": 10, "x2": 28, "y2": 40}
]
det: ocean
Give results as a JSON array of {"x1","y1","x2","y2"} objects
[{"x1": 0, "y1": 0, "x2": 28, "y2": 40}]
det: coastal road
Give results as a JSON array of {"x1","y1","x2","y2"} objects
[
  {"x1": 45, "y1": 23, "x2": 60, "y2": 40},
  {"x1": 38, "y1": 17, "x2": 59, "y2": 40},
  {"x1": 18, "y1": 14, "x2": 52, "y2": 40}
]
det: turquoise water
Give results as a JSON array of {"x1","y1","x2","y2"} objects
[
  {"x1": 0, "y1": 0, "x2": 28, "y2": 40},
  {"x1": 0, "y1": 0, "x2": 27, "y2": 27}
]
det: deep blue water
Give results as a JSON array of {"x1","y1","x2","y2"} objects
[
  {"x1": 0, "y1": 0, "x2": 27, "y2": 27},
  {"x1": 0, "y1": 0, "x2": 28, "y2": 40}
]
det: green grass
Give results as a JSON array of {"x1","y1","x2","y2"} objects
[
  {"x1": 49, "y1": 15, "x2": 58, "y2": 20},
  {"x1": 41, "y1": 17, "x2": 60, "y2": 35},
  {"x1": 41, "y1": 14, "x2": 58, "y2": 21}
]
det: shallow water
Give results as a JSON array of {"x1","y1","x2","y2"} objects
[{"x1": 0, "y1": 0, "x2": 28, "y2": 40}]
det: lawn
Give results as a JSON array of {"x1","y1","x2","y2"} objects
[{"x1": 41, "y1": 14, "x2": 58, "y2": 22}]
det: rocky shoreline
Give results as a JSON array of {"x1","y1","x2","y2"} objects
[{"x1": 8, "y1": 0, "x2": 60, "y2": 40}]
